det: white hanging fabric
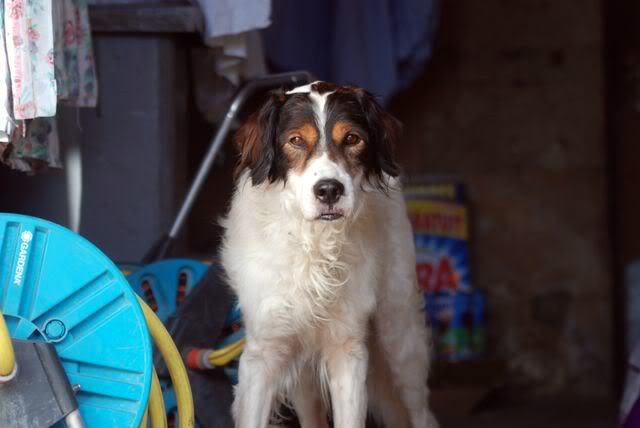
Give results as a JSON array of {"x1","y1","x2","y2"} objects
[
  {"x1": 0, "y1": 1, "x2": 13, "y2": 142},
  {"x1": 4, "y1": 0, "x2": 57, "y2": 120}
]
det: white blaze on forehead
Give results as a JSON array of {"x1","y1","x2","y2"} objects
[
  {"x1": 310, "y1": 91, "x2": 333, "y2": 145},
  {"x1": 285, "y1": 81, "x2": 320, "y2": 95},
  {"x1": 286, "y1": 81, "x2": 334, "y2": 148}
]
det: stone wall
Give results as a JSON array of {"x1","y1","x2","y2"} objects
[{"x1": 390, "y1": 0, "x2": 612, "y2": 394}]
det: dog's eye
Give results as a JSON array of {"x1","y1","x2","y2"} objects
[
  {"x1": 289, "y1": 136, "x2": 305, "y2": 147},
  {"x1": 344, "y1": 134, "x2": 361, "y2": 146}
]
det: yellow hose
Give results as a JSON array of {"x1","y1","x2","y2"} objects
[
  {"x1": 140, "y1": 408, "x2": 148, "y2": 428},
  {"x1": 208, "y1": 338, "x2": 245, "y2": 366},
  {"x1": 147, "y1": 368, "x2": 167, "y2": 428},
  {"x1": 136, "y1": 296, "x2": 195, "y2": 428},
  {"x1": 0, "y1": 310, "x2": 16, "y2": 379}
]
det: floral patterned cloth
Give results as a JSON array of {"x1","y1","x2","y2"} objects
[
  {"x1": 0, "y1": 0, "x2": 98, "y2": 173},
  {"x1": 0, "y1": 117, "x2": 60, "y2": 173},
  {"x1": 4, "y1": 0, "x2": 57, "y2": 120},
  {"x1": 54, "y1": 0, "x2": 97, "y2": 107}
]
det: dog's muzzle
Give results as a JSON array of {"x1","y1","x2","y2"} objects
[{"x1": 313, "y1": 179, "x2": 345, "y2": 220}]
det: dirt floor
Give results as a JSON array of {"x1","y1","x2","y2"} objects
[
  {"x1": 277, "y1": 396, "x2": 618, "y2": 428},
  {"x1": 437, "y1": 396, "x2": 616, "y2": 428}
]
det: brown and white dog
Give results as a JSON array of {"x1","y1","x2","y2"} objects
[{"x1": 221, "y1": 81, "x2": 439, "y2": 428}]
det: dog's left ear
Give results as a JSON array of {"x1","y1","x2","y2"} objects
[
  {"x1": 357, "y1": 90, "x2": 401, "y2": 183},
  {"x1": 234, "y1": 90, "x2": 287, "y2": 185}
]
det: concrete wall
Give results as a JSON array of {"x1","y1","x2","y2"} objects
[
  {"x1": 606, "y1": 0, "x2": 640, "y2": 385},
  {"x1": 390, "y1": 0, "x2": 612, "y2": 394},
  {"x1": 0, "y1": 35, "x2": 186, "y2": 262}
]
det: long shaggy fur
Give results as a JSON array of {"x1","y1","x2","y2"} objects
[{"x1": 221, "y1": 82, "x2": 439, "y2": 428}]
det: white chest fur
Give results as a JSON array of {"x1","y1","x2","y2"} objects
[{"x1": 221, "y1": 177, "x2": 380, "y2": 343}]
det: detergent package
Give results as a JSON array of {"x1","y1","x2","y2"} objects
[
  {"x1": 405, "y1": 179, "x2": 486, "y2": 361},
  {"x1": 405, "y1": 181, "x2": 470, "y2": 293},
  {"x1": 470, "y1": 288, "x2": 486, "y2": 357}
]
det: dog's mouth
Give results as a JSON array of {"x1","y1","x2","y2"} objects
[{"x1": 317, "y1": 209, "x2": 344, "y2": 221}]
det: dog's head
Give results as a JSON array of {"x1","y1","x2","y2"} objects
[{"x1": 235, "y1": 81, "x2": 400, "y2": 222}]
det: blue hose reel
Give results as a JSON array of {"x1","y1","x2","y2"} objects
[
  {"x1": 0, "y1": 213, "x2": 152, "y2": 427},
  {"x1": 125, "y1": 259, "x2": 243, "y2": 426},
  {"x1": 126, "y1": 259, "x2": 208, "y2": 427},
  {"x1": 126, "y1": 259, "x2": 208, "y2": 325}
]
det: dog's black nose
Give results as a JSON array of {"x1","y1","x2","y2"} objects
[{"x1": 314, "y1": 179, "x2": 344, "y2": 205}]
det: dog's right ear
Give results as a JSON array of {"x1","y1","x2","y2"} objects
[{"x1": 234, "y1": 90, "x2": 286, "y2": 185}]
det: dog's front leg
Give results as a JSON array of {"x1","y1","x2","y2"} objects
[
  {"x1": 326, "y1": 339, "x2": 369, "y2": 428},
  {"x1": 233, "y1": 343, "x2": 280, "y2": 428}
]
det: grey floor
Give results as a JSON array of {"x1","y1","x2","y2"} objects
[
  {"x1": 277, "y1": 394, "x2": 616, "y2": 427},
  {"x1": 438, "y1": 396, "x2": 616, "y2": 428}
]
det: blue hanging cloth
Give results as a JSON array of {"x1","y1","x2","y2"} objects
[{"x1": 262, "y1": 0, "x2": 441, "y2": 104}]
